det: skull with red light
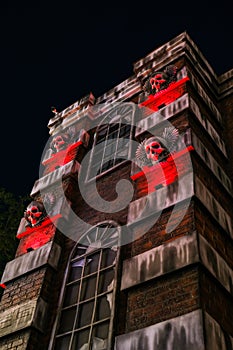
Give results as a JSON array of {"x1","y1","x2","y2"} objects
[
  {"x1": 135, "y1": 127, "x2": 179, "y2": 167},
  {"x1": 24, "y1": 201, "x2": 47, "y2": 227},
  {"x1": 144, "y1": 137, "x2": 169, "y2": 164},
  {"x1": 149, "y1": 73, "x2": 167, "y2": 93},
  {"x1": 143, "y1": 65, "x2": 178, "y2": 95},
  {"x1": 50, "y1": 133, "x2": 70, "y2": 153}
]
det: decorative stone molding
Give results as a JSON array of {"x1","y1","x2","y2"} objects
[
  {"x1": 47, "y1": 92, "x2": 95, "y2": 132},
  {"x1": 192, "y1": 132, "x2": 231, "y2": 193},
  {"x1": 115, "y1": 309, "x2": 205, "y2": 350},
  {"x1": 0, "y1": 297, "x2": 48, "y2": 338},
  {"x1": 1, "y1": 241, "x2": 61, "y2": 285},
  {"x1": 195, "y1": 176, "x2": 233, "y2": 237},
  {"x1": 121, "y1": 232, "x2": 199, "y2": 290},
  {"x1": 114, "y1": 310, "x2": 233, "y2": 350},
  {"x1": 136, "y1": 93, "x2": 190, "y2": 137},
  {"x1": 199, "y1": 235, "x2": 233, "y2": 295},
  {"x1": 136, "y1": 92, "x2": 227, "y2": 160},
  {"x1": 127, "y1": 172, "x2": 194, "y2": 226},
  {"x1": 189, "y1": 97, "x2": 226, "y2": 156},
  {"x1": 30, "y1": 160, "x2": 80, "y2": 196},
  {"x1": 204, "y1": 312, "x2": 233, "y2": 350}
]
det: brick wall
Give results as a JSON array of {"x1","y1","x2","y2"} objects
[
  {"x1": 121, "y1": 265, "x2": 200, "y2": 334},
  {"x1": 194, "y1": 200, "x2": 233, "y2": 269},
  {"x1": 123, "y1": 201, "x2": 195, "y2": 259},
  {"x1": 200, "y1": 266, "x2": 233, "y2": 336},
  {"x1": 0, "y1": 269, "x2": 45, "y2": 313}
]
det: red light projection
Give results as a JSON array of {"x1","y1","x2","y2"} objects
[
  {"x1": 140, "y1": 77, "x2": 189, "y2": 112},
  {"x1": 0, "y1": 283, "x2": 6, "y2": 289},
  {"x1": 16, "y1": 214, "x2": 61, "y2": 257},
  {"x1": 132, "y1": 146, "x2": 194, "y2": 196},
  {"x1": 42, "y1": 140, "x2": 83, "y2": 175}
]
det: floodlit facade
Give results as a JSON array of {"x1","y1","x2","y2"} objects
[{"x1": 0, "y1": 32, "x2": 233, "y2": 350}]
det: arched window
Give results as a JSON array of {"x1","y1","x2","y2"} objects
[
  {"x1": 50, "y1": 222, "x2": 121, "y2": 350},
  {"x1": 87, "y1": 103, "x2": 135, "y2": 180}
]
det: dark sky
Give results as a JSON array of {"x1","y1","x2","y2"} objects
[{"x1": 1, "y1": 3, "x2": 232, "y2": 196}]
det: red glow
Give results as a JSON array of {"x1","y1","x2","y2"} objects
[
  {"x1": 140, "y1": 77, "x2": 189, "y2": 113},
  {"x1": 0, "y1": 283, "x2": 6, "y2": 289},
  {"x1": 132, "y1": 146, "x2": 194, "y2": 195},
  {"x1": 42, "y1": 140, "x2": 82, "y2": 174},
  {"x1": 16, "y1": 214, "x2": 61, "y2": 239},
  {"x1": 16, "y1": 214, "x2": 61, "y2": 257}
]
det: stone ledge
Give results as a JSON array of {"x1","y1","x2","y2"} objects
[
  {"x1": 127, "y1": 172, "x2": 194, "y2": 226},
  {"x1": 114, "y1": 309, "x2": 233, "y2": 350},
  {"x1": 1, "y1": 241, "x2": 61, "y2": 285},
  {"x1": 0, "y1": 297, "x2": 48, "y2": 338},
  {"x1": 121, "y1": 231, "x2": 199, "y2": 290},
  {"x1": 121, "y1": 229, "x2": 233, "y2": 297},
  {"x1": 115, "y1": 309, "x2": 205, "y2": 350}
]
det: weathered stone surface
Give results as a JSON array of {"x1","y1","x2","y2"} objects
[
  {"x1": 127, "y1": 172, "x2": 194, "y2": 226},
  {"x1": 0, "y1": 331, "x2": 30, "y2": 350},
  {"x1": 30, "y1": 160, "x2": 80, "y2": 196},
  {"x1": 192, "y1": 132, "x2": 231, "y2": 193},
  {"x1": 114, "y1": 309, "x2": 205, "y2": 350},
  {"x1": 218, "y1": 69, "x2": 233, "y2": 98},
  {"x1": 199, "y1": 235, "x2": 233, "y2": 295},
  {"x1": 195, "y1": 176, "x2": 233, "y2": 237},
  {"x1": 0, "y1": 298, "x2": 48, "y2": 338},
  {"x1": 189, "y1": 97, "x2": 227, "y2": 156},
  {"x1": 188, "y1": 72, "x2": 222, "y2": 124},
  {"x1": 1, "y1": 241, "x2": 61, "y2": 284},
  {"x1": 47, "y1": 92, "x2": 95, "y2": 131},
  {"x1": 121, "y1": 232, "x2": 199, "y2": 290},
  {"x1": 204, "y1": 312, "x2": 233, "y2": 350},
  {"x1": 136, "y1": 93, "x2": 190, "y2": 137}
]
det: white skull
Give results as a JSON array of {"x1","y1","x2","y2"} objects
[
  {"x1": 51, "y1": 133, "x2": 69, "y2": 152},
  {"x1": 25, "y1": 201, "x2": 44, "y2": 227},
  {"x1": 150, "y1": 73, "x2": 166, "y2": 92},
  {"x1": 145, "y1": 138, "x2": 166, "y2": 164}
]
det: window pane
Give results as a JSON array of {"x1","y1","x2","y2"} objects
[
  {"x1": 84, "y1": 252, "x2": 100, "y2": 275},
  {"x1": 91, "y1": 335, "x2": 108, "y2": 349},
  {"x1": 101, "y1": 160, "x2": 114, "y2": 172},
  {"x1": 101, "y1": 249, "x2": 116, "y2": 268},
  {"x1": 119, "y1": 124, "x2": 131, "y2": 137},
  {"x1": 95, "y1": 294, "x2": 112, "y2": 321},
  {"x1": 108, "y1": 130, "x2": 118, "y2": 140},
  {"x1": 88, "y1": 117, "x2": 132, "y2": 178},
  {"x1": 89, "y1": 163, "x2": 101, "y2": 178},
  {"x1": 69, "y1": 262, "x2": 84, "y2": 282},
  {"x1": 97, "y1": 125, "x2": 109, "y2": 138},
  {"x1": 116, "y1": 148, "x2": 128, "y2": 158},
  {"x1": 80, "y1": 275, "x2": 97, "y2": 301},
  {"x1": 58, "y1": 307, "x2": 76, "y2": 333},
  {"x1": 104, "y1": 143, "x2": 116, "y2": 158},
  {"x1": 53, "y1": 224, "x2": 119, "y2": 350},
  {"x1": 72, "y1": 328, "x2": 90, "y2": 350},
  {"x1": 98, "y1": 269, "x2": 115, "y2": 294},
  {"x1": 63, "y1": 283, "x2": 80, "y2": 307},
  {"x1": 54, "y1": 335, "x2": 71, "y2": 350},
  {"x1": 77, "y1": 300, "x2": 95, "y2": 328},
  {"x1": 93, "y1": 321, "x2": 109, "y2": 343}
]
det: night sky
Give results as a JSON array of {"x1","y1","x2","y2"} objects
[{"x1": 1, "y1": 3, "x2": 232, "y2": 196}]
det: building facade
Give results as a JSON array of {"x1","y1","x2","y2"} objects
[{"x1": 0, "y1": 32, "x2": 233, "y2": 349}]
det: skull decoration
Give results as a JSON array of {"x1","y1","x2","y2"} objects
[
  {"x1": 149, "y1": 73, "x2": 167, "y2": 93},
  {"x1": 24, "y1": 201, "x2": 47, "y2": 227},
  {"x1": 143, "y1": 65, "x2": 178, "y2": 95},
  {"x1": 50, "y1": 132, "x2": 70, "y2": 153},
  {"x1": 144, "y1": 137, "x2": 169, "y2": 164},
  {"x1": 135, "y1": 127, "x2": 179, "y2": 166}
]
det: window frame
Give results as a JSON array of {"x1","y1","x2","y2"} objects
[
  {"x1": 49, "y1": 221, "x2": 121, "y2": 350},
  {"x1": 86, "y1": 103, "x2": 136, "y2": 182}
]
